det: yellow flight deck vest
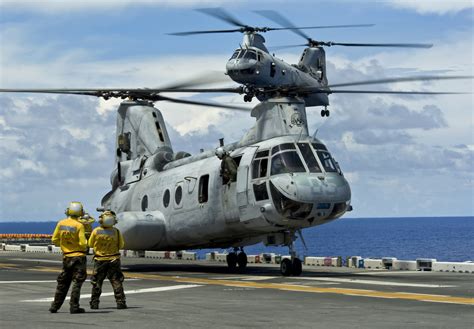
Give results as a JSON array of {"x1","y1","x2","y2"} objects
[
  {"x1": 88, "y1": 227, "x2": 125, "y2": 261},
  {"x1": 51, "y1": 217, "x2": 87, "y2": 257}
]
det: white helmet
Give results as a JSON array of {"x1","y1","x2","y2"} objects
[
  {"x1": 215, "y1": 147, "x2": 226, "y2": 159},
  {"x1": 99, "y1": 211, "x2": 117, "y2": 228},
  {"x1": 65, "y1": 201, "x2": 84, "y2": 218}
]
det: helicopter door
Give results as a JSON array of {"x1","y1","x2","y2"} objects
[{"x1": 236, "y1": 146, "x2": 261, "y2": 221}]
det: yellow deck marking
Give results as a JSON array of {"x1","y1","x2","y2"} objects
[
  {"x1": 4, "y1": 263, "x2": 473, "y2": 306},
  {"x1": 0, "y1": 263, "x2": 19, "y2": 269}
]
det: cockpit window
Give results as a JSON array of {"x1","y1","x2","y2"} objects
[
  {"x1": 230, "y1": 50, "x2": 240, "y2": 60},
  {"x1": 297, "y1": 143, "x2": 321, "y2": 173},
  {"x1": 317, "y1": 151, "x2": 338, "y2": 173},
  {"x1": 244, "y1": 50, "x2": 257, "y2": 60},
  {"x1": 252, "y1": 158, "x2": 268, "y2": 179},
  {"x1": 271, "y1": 151, "x2": 306, "y2": 175},
  {"x1": 272, "y1": 143, "x2": 296, "y2": 155},
  {"x1": 237, "y1": 51, "x2": 245, "y2": 59},
  {"x1": 312, "y1": 143, "x2": 327, "y2": 151}
]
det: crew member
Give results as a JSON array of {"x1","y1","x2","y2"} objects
[
  {"x1": 78, "y1": 213, "x2": 95, "y2": 240},
  {"x1": 49, "y1": 201, "x2": 88, "y2": 314},
  {"x1": 216, "y1": 147, "x2": 238, "y2": 184},
  {"x1": 88, "y1": 211, "x2": 127, "y2": 310}
]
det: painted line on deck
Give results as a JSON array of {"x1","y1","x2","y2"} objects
[
  {"x1": 6, "y1": 263, "x2": 474, "y2": 306},
  {"x1": 21, "y1": 284, "x2": 202, "y2": 302},
  {"x1": 0, "y1": 279, "x2": 140, "y2": 284},
  {"x1": 288, "y1": 276, "x2": 455, "y2": 288},
  {"x1": 9, "y1": 258, "x2": 63, "y2": 264},
  {"x1": 125, "y1": 272, "x2": 474, "y2": 306}
]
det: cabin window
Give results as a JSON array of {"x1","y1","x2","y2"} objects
[
  {"x1": 297, "y1": 143, "x2": 321, "y2": 173},
  {"x1": 316, "y1": 151, "x2": 338, "y2": 173},
  {"x1": 175, "y1": 185, "x2": 183, "y2": 205},
  {"x1": 252, "y1": 158, "x2": 268, "y2": 179},
  {"x1": 253, "y1": 181, "x2": 269, "y2": 201},
  {"x1": 198, "y1": 174, "x2": 209, "y2": 203},
  {"x1": 272, "y1": 143, "x2": 296, "y2": 155},
  {"x1": 163, "y1": 189, "x2": 170, "y2": 208},
  {"x1": 271, "y1": 151, "x2": 306, "y2": 175},
  {"x1": 141, "y1": 195, "x2": 148, "y2": 211}
]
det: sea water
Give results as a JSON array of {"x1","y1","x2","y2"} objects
[{"x1": 1, "y1": 217, "x2": 472, "y2": 262}]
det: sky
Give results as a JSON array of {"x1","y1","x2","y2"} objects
[{"x1": 0, "y1": 0, "x2": 472, "y2": 221}]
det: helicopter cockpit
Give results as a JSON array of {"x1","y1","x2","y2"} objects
[
  {"x1": 249, "y1": 140, "x2": 350, "y2": 224},
  {"x1": 226, "y1": 48, "x2": 265, "y2": 82}
]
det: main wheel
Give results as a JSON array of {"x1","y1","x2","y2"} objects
[
  {"x1": 226, "y1": 253, "x2": 237, "y2": 271},
  {"x1": 237, "y1": 252, "x2": 248, "y2": 269},
  {"x1": 292, "y1": 258, "x2": 302, "y2": 276},
  {"x1": 325, "y1": 109, "x2": 330, "y2": 117},
  {"x1": 280, "y1": 258, "x2": 293, "y2": 276},
  {"x1": 320, "y1": 109, "x2": 326, "y2": 117}
]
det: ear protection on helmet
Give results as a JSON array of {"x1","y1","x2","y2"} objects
[{"x1": 98, "y1": 211, "x2": 117, "y2": 228}]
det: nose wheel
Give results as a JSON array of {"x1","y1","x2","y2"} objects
[
  {"x1": 320, "y1": 108, "x2": 330, "y2": 117},
  {"x1": 280, "y1": 233, "x2": 303, "y2": 276}
]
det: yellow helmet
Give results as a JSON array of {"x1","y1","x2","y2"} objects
[
  {"x1": 99, "y1": 211, "x2": 117, "y2": 228},
  {"x1": 65, "y1": 201, "x2": 84, "y2": 218}
]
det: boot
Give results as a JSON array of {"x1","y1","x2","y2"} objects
[
  {"x1": 117, "y1": 302, "x2": 128, "y2": 309},
  {"x1": 70, "y1": 307, "x2": 85, "y2": 314},
  {"x1": 90, "y1": 302, "x2": 99, "y2": 310}
]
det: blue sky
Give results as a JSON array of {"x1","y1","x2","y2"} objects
[{"x1": 0, "y1": 0, "x2": 472, "y2": 221}]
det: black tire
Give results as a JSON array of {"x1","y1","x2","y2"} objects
[
  {"x1": 292, "y1": 258, "x2": 302, "y2": 276},
  {"x1": 320, "y1": 109, "x2": 326, "y2": 117},
  {"x1": 280, "y1": 258, "x2": 293, "y2": 276},
  {"x1": 325, "y1": 109, "x2": 330, "y2": 117},
  {"x1": 237, "y1": 252, "x2": 248, "y2": 269},
  {"x1": 226, "y1": 253, "x2": 237, "y2": 270}
]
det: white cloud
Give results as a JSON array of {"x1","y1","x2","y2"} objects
[{"x1": 387, "y1": 0, "x2": 473, "y2": 15}]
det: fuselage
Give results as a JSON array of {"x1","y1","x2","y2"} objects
[{"x1": 106, "y1": 135, "x2": 351, "y2": 251}]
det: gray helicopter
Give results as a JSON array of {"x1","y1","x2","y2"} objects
[{"x1": 1, "y1": 10, "x2": 472, "y2": 276}]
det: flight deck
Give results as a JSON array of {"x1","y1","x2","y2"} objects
[{"x1": 0, "y1": 251, "x2": 472, "y2": 329}]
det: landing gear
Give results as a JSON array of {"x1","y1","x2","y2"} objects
[
  {"x1": 243, "y1": 94, "x2": 253, "y2": 102},
  {"x1": 226, "y1": 248, "x2": 247, "y2": 271},
  {"x1": 280, "y1": 232, "x2": 303, "y2": 276},
  {"x1": 320, "y1": 108, "x2": 330, "y2": 117}
]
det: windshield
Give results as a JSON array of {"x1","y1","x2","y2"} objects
[
  {"x1": 243, "y1": 50, "x2": 257, "y2": 60},
  {"x1": 317, "y1": 151, "x2": 338, "y2": 172},
  {"x1": 297, "y1": 143, "x2": 321, "y2": 173},
  {"x1": 271, "y1": 151, "x2": 306, "y2": 175},
  {"x1": 230, "y1": 50, "x2": 240, "y2": 60}
]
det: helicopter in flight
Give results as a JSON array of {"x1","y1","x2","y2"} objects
[
  {"x1": 168, "y1": 8, "x2": 461, "y2": 117},
  {"x1": 0, "y1": 9, "x2": 471, "y2": 276}
]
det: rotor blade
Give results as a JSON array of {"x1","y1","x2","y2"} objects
[
  {"x1": 197, "y1": 8, "x2": 246, "y2": 28},
  {"x1": 158, "y1": 71, "x2": 232, "y2": 90},
  {"x1": 269, "y1": 44, "x2": 309, "y2": 51},
  {"x1": 328, "y1": 75, "x2": 474, "y2": 88},
  {"x1": 324, "y1": 42, "x2": 433, "y2": 48},
  {"x1": 159, "y1": 87, "x2": 243, "y2": 94},
  {"x1": 157, "y1": 94, "x2": 250, "y2": 111},
  {"x1": 168, "y1": 29, "x2": 242, "y2": 36},
  {"x1": 318, "y1": 90, "x2": 468, "y2": 95},
  {"x1": 269, "y1": 24, "x2": 375, "y2": 31},
  {"x1": 255, "y1": 9, "x2": 310, "y2": 41}
]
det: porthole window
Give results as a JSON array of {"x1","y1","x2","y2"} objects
[
  {"x1": 141, "y1": 195, "x2": 148, "y2": 211},
  {"x1": 175, "y1": 186, "x2": 183, "y2": 205},
  {"x1": 163, "y1": 189, "x2": 170, "y2": 208}
]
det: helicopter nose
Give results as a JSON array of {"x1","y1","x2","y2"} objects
[{"x1": 270, "y1": 173, "x2": 350, "y2": 203}]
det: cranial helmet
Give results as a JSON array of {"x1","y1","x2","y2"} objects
[
  {"x1": 215, "y1": 147, "x2": 226, "y2": 159},
  {"x1": 65, "y1": 201, "x2": 84, "y2": 218},
  {"x1": 99, "y1": 211, "x2": 117, "y2": 228}
]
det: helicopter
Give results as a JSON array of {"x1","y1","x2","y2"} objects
[
  {"x1": 0, "y1": 10, "x2": 472, "y2": 276},
  {"x1": 168, "y1": 8, "x2": 463, "y2": 117}
]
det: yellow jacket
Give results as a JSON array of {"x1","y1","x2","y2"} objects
[
  {"x1": 51, "y1": 217, "x2": 87, "y2": 257},
  {"x1": 78, "y1": 217, "x2": 95, "y2": 239},
  {"x1": 88, "y1": 227, "x2": 124, "y2": 261}
]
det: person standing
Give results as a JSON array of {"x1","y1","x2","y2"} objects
[
  {"x1": 49, "y1": 201, "x2": 88, "y2": 314},
  {"x1": 215, "y1": 147, "x2": 238, "y2": 184},
  {"x1": 88, "y1": 211, "x2": 127, "y2": 310}
]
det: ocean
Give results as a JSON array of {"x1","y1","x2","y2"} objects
[{"x1": 1, "y1": 217, "x2": 472, "y2": 262}]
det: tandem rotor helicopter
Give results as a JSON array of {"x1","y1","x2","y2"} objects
[{"x1": 1, "y1": 8, "x2": 472, "y2": 276}]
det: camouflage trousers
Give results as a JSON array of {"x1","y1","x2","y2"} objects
[
  {"x1": 90, "y1": 259, "x2": 126, "y2": 306},
  {"x1": 51, "y1": 256, "x2": 87, "y2": 310}
]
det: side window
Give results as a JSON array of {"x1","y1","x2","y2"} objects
[
  {"x1": 163, "y1": 189, "x2": 170, "y2": 208},
  {"x1": 198, "y1": 175, "x2": 209, "y2": 203},
  {"x1": 174, "y1": 184, "x2": 183, "y2": 207},
  {"x1": 252, "y1": 150, "x2": 269, "y2": 179},
  {"x1": 253, "y1": 182, "x2": 269, "y2": 201}
]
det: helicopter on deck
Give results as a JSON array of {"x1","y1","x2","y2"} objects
[{"x1": 0, "y1": 9, "x2": 471, "y2": 276}]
